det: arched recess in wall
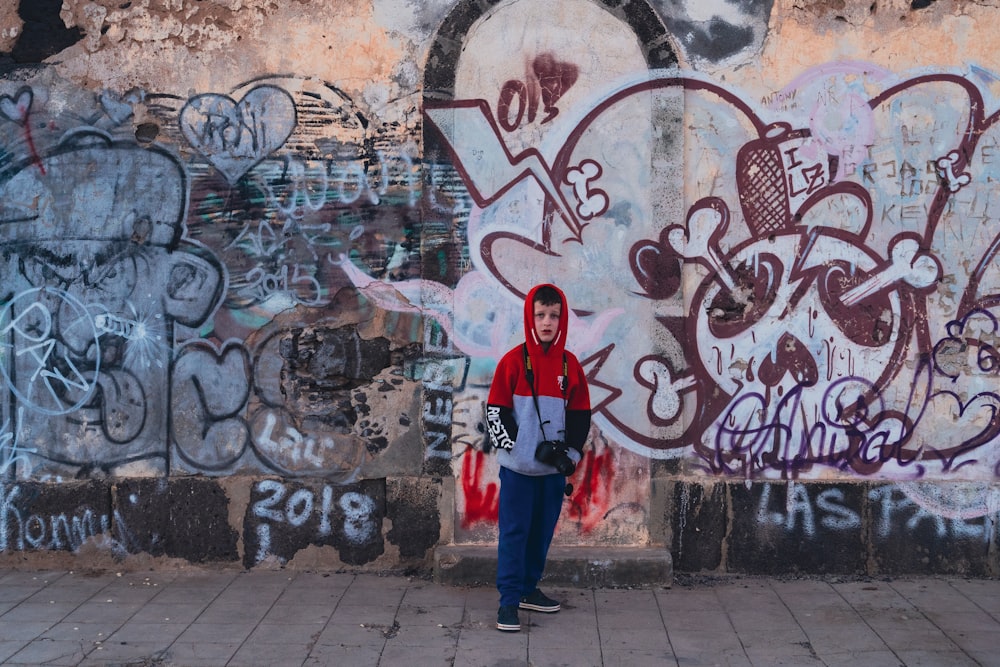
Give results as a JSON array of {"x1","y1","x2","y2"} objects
[
  {"x1": 425, "y1": 0, "x2": 675, "y2": 98},
  {"x1": 419, "y1": 0, "x2": 683, "y2": 293},
  {"x1": 422, "y1": 0, "x2": 677, "y2": 158},
  {"x1": 420, "y1": 0, "x2": 696, "y2": 469}
]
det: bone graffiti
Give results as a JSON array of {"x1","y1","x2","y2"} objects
[{"x1": 431, "y1": 63, "x2": 1000, "y2": 482}]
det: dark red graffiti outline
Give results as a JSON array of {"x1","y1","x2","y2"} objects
[
  {"x1": 685, "y1": 223, "x2": 923, "y2": 471},
  {"x1": 564, "y1": 447, "x2": 615, "y2": 533},
  {"x1": 959, "y1": 100, "x2": 1000, "y2": 318},
  {"x1": 428, "y1": 72, "x2": 1000, "y2": 469},
  {"x1": 0, "y1": 87, "x2": 45, "y2": 175},
  {"x1": 497, "y1": 53, "x2": 579, "y2": 130},
  {"x1": 423, "y1": 98, "x2": 585, "y2": 247}
]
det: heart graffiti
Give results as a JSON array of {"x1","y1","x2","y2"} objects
[
  {"x1": 0, "y1": 87, "x2": 32, "y2": 125},
  {"x1": 179, "y1": 85, "x2": 296, "y2": 185}
]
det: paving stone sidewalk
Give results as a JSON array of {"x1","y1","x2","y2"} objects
[{"x1": 0, "y1": 567, "x2": 997, "y2": 666}]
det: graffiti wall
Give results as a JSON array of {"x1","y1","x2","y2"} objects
[
  {"x1": 0, "y1": 0, "x2": 998, "y2": 575},
  {"x1": 426, "y1": 0, "x2": 1000, "y2": 573},
  {"x1": 0, "y1": 6, "x2": 437, "y2": 566}
]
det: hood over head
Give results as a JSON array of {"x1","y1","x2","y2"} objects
[{"x1": 523, "y1": 283, "x2": 568, "y2": 360}]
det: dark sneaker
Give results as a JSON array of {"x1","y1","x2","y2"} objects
[
  {"x1": 497, "y1": 605, "x2": 521, "y2": 631},
  {"x1": 519, "y1": 589, "x2": 560, "y2": 613}
]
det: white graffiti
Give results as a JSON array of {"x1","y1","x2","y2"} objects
[
  {"x1": 564, "y1": 159, "x2": 609, "y2": 220},
  {"x1": 0, "y1": 409, "x2": 34, "y2": 477},
  {"x1": 868, "y1": 485, "x2": 989, "y2": 541},
  {"x1": 756, "y1": 483, "x2": 862, "y2": 536},
  {"x1": 0, "y1": 484, "x2": 134, "y2": 556},
  {"x1": 252, "y1": 150, "x2": 419, "y2": 220},
  {"x1": 0, "y1": 290, "x2": 99, "y2": 415},
  {"x1": 226, "y1": 219, "x2": 290, "y2": 256},
  {"x1": 424, "y1": 378, "x2": 455, "y2": 461},
  {"x1": 256, "y1": 411, "x2": 336, "y2": 468},
  {"x1": 94, "y1": 308, "x2": 167, "y2": 369},
  {"x1": 755, "y1": 483, "x2": 990, "y2": 541},
  {"x1": 935, "y1": 150, "x2": 972, "y2": 193},
  {"x1": 637, "y1": 358, "x2": 696, "y2": 422},
  {"x1": 251, "y1": 480, "x2": 379, "y2": 564},
  {"x1": 241, "y1": 263, "x2": 324, "y2": 306}
]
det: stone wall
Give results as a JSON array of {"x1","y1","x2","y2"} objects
[{"x1": 1, "y1": 0, "x2": 999, "y2": 576}]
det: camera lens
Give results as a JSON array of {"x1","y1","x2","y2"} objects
[
  {"x1": 535, "y1": 441, "x2": 559, "y2": 465},
  {"x1": 555, "y1": 454, "x2": 576, "y2": 476},
  {"x1": 535, "y1": 441, "x2": 575, "y2": 476}
]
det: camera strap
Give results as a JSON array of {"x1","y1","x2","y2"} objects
[{"x1": 522, "y1": 343, "x2": 567, "y2": 443}]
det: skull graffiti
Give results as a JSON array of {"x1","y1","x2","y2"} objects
[{"x1": 690, "y1": 226, "x2": 920, "y2": 473}]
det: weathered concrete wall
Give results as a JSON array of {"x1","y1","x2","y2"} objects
[{"x1": 1, "y1": 0, "x2": 1000, "y2": 576}]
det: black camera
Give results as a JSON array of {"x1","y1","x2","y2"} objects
[{"x1": 534, "y1": 440, "x2": 576, "y2": 476}]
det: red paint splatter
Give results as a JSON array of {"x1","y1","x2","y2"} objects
[
  {"x1": 460, "y1": 447, "x2": 499, "y2": 528},
  {"x1": 496, "y1": 53, "x2": 579, "y2": 131},
  {"x1": 24, "y1": 119, "x2": 45, "y2": 176},
  {"x1": 532, "y1": 53, "x2": 578, "y2": 124},
  {"x1": 565, "y1": 448, "x2": 615, "y2": 533},
  {"x1": 459, "y1": 445, "x2": 615, "y2": 533},
  {"x1": 6, "y1": 91, "x2": 47, "y2": 176}
]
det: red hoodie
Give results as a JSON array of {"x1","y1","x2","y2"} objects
[{"x1": 486, "y1": 284, "x2": 591, "y2": 475}]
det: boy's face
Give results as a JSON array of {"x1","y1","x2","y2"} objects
[{"x1": 533, "y1": 301, "x2": 561, "y2": 345}]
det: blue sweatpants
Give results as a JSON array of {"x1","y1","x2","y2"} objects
[{"x1": 496, "y1": 466, "x2": 566, "y2": 607}]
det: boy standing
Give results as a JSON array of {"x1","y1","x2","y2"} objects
[{"x1": 486, "y1": 284, "x2": 591, "y2": 632}]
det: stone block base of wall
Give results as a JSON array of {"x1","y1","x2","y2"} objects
[
  {"x1": 1, "y1": 478, "x2": 998, "y2": 579},
  {"x1": 433, "y1": 545, "x2": 674, "y2": 588},
  {"x1": 669, "y1": 481, "x2": 1000, "y2": 577},
  {"x1": 0, "y1": 476, "x2": 441, "y2": 574}
]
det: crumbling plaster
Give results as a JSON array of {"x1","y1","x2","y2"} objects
[
  {"x1": 762, "y1": 0, "x2": 1000, "y2": 86},
  {"x1": 55, "y1": 0, "x2": 424, "y2": 122},
  {"x1": 40, "y1": 0, "x2": 1000, "y2": 111},
  {"x1": 0, "y1": 4, "x2": 19, "y2": 54}
]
